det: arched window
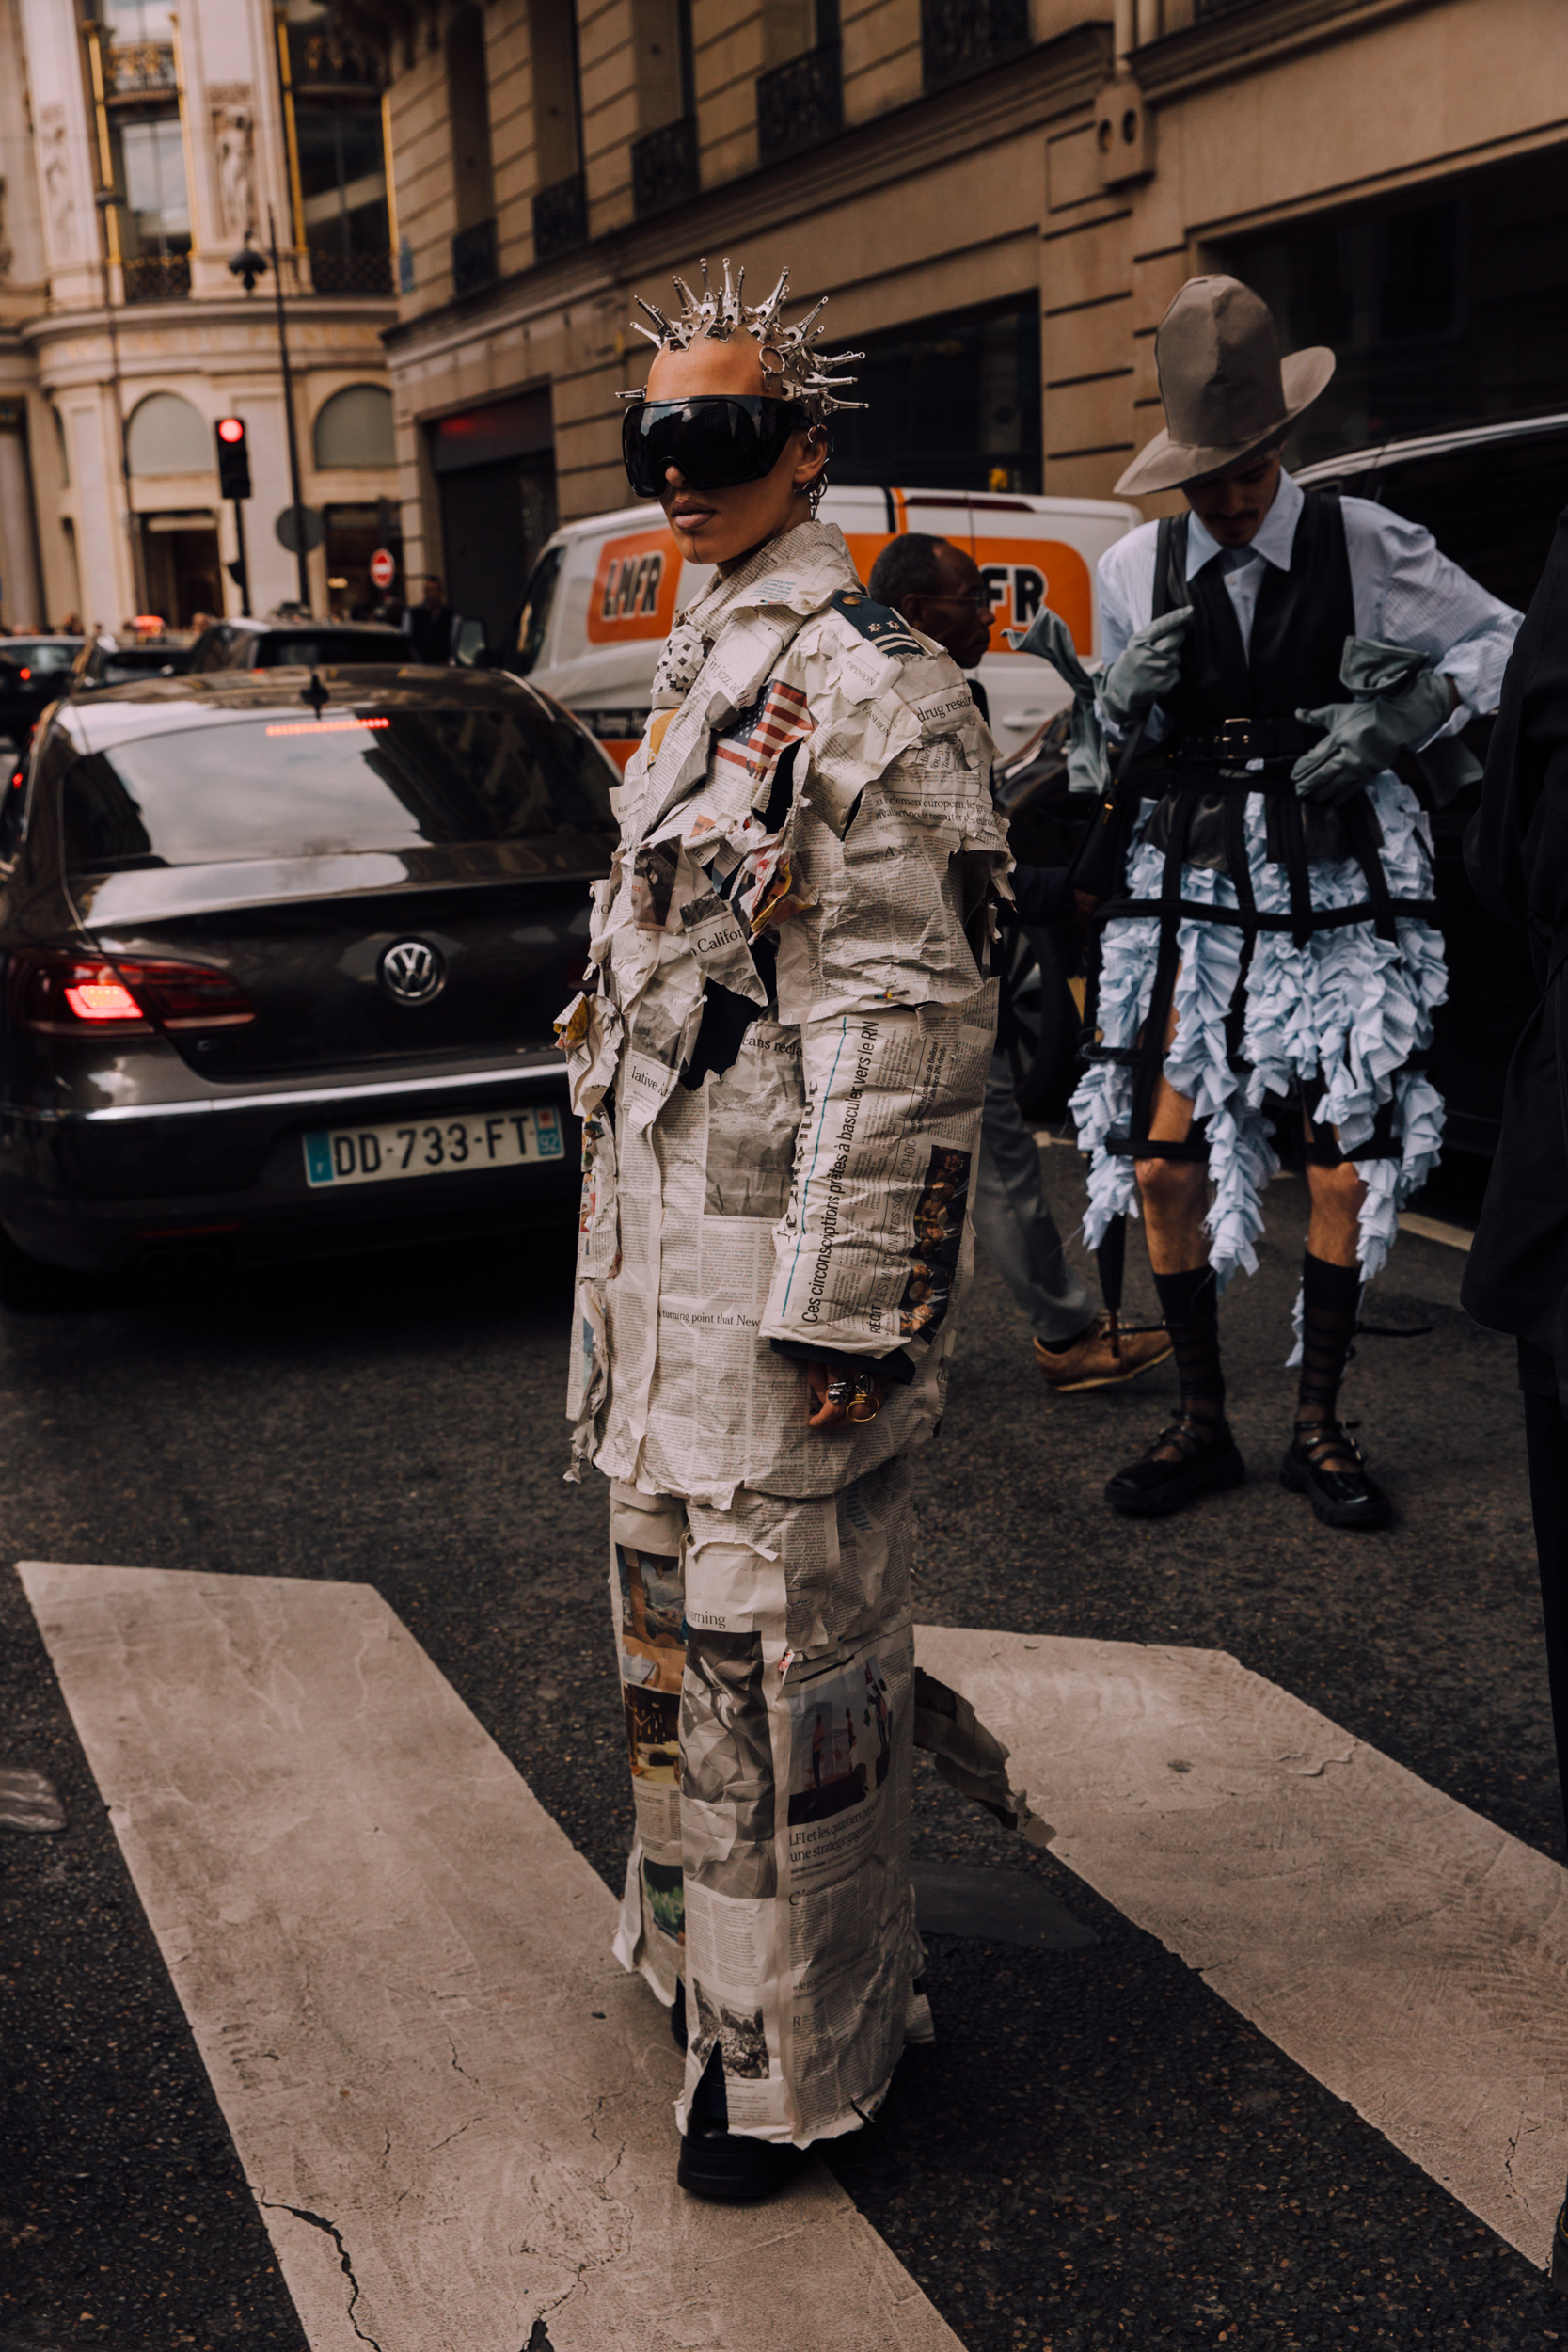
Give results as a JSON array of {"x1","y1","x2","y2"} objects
[
  {"x1": 126, "y1": 391, "x2": 210, "y2": 476},
  {"x1": 313, "y1": 384, "x2": 395, "y2": 469}
]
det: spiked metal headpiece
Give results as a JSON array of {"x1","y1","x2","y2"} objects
[{"x1": 626, "y1": 258, "x2": 864, "y2": 421}]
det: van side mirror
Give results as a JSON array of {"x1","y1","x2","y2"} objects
[{"x1": 454, "y1": 617, "x2": 489, "y2": 669}]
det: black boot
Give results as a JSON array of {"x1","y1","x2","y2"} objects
[
  {"x1": 1279, "y1": 1253, "x2": 1391, "y2": 1530},
  {"x1": 677, "y1": 2042, "x2": 809, "y2": 2202},
  {"x1": 1106, "y1": 1265, "x2": 1244, "y2": 1518}
]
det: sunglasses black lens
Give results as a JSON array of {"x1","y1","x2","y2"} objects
[{"x1": 622, "y1": 399, "x2": 805, "y2": 496}]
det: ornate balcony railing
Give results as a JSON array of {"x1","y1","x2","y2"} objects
[
  {"x1": 631, "y1": 115, "x2": 699, "y2": 219},
  {"x1": 922, "y1": 0, "x2": 1030, "y2": 91},
  {"x1": 309, "y1": 246, "x2": 393, "y2": 296},
  {"x1": 122, "y1": 252, "x2": 191, "y2": 304},
  {"x1": 451, "y1": 216, "x2": 498, "y2": 297},
  {"x1": 104, "y1": 39, "x2": 177, "y2": 96},
  {"x1": 756, "y1": 40, "x2": 843, "y2": 168},
  {"x1": 533, "y1": 171, "x2": 588, "y2": 262}
]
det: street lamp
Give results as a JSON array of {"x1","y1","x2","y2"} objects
[
  {"x1": 228, "y1": 238, "x2": 267, "y2": 295},
  {"x1": 230, "y1": 215, "x2": 312, "y2": 614},
  {"x1": 93, "y1": 186, "x2": 144, "y2": 616}
]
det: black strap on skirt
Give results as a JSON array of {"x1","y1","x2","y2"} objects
[{"x1": 1083, "y1": 761, "x2": 1433, "y2": 1166}]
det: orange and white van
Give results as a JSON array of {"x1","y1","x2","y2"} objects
[{"x1": 514, "y1": 484, "x2": 1140, "y2": 771}]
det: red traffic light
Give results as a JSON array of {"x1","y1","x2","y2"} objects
[{"x1": 217, "y1": 417, "x2": 245, "y2": 444}]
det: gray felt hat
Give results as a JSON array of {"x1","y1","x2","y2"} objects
[{"x1": 1115, "y1": 275, "x2": 1336, "y2": 498}]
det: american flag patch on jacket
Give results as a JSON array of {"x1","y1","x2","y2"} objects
[{"x1": 714, "y1": 677, "x2": 813, "y2": 784}]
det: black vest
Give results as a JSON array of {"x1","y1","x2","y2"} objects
[{"x1": 1152, "y1": 489, "x2": 1354, "y2": 732}]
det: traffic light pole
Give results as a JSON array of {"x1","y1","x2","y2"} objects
[
  {"x1": 268, "y1": 209, "x2": 311, "y2": 614},
  {"x1": 231, "y1": 498, "x2": 250, "y2": 616}
]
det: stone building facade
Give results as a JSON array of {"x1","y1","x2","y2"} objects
[
  {"x1": 363, "y1": 0, "x2": 1565, "y2": 652},
  {"x1": 0, "y1": 0, "x2": 402, "y2": 633}
]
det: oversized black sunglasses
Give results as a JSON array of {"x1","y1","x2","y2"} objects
[{"x1": 622, "y1": 396, "x2": 818, "y2": 498}]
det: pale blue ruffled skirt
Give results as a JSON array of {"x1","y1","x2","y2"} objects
[{"x1": 1070, "y1": 774, "x2": 1447, "y2": 1288}]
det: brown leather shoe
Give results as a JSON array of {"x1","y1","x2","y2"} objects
[{"x1": 1035, "y1": 1313, "x2": 1173, "y2": 1392}]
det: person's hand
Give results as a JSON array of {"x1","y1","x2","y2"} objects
[
  {"x1": 1099, "y1": 606, "x2": 1193, "y2": 730},
  {"x1": 805, "y1": 1362, "x2": 890, "y2": 1430},
  {"x1": 1292, "y1": 663, "x2": 1452, "y2": 805}
]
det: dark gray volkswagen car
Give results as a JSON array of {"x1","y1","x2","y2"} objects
[{"x1": 0, "y1": 663, "x2": 615, "y2": 1301}]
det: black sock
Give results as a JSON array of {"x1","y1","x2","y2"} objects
[
  {"x1": 691, "y1": 2038, "x2": 728, "y2": 2127},
  {"x1": 1152, "y1": 1266, "x2": 1224, "y2": 1429},
  {"x1": 1296, "y1": 1252, "x2": 1361, "y2": 1430}
]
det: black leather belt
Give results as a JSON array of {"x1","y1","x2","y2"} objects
[{"x1": 1164, "y1": 714, "x2": 1320, "y2": 767}]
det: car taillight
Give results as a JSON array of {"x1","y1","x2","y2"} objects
[{"x1": 13, "y1": 952, "x2": 256, "y2": 1034}]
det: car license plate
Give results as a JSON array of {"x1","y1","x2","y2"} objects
[{"x1": 303, "y1": 1104, "x2": 566, "y2": 1188}]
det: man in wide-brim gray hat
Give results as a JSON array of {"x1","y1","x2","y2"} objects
[{"x1": 1062, "y1": 273, "x2": 1522, "y2": 1529}]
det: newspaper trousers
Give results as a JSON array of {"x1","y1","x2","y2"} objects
[
  {"x1": 608, "y1": 1457, "x2": 922, "y2": 2148},
  {"x1": 973, "y1": 1055, "x2": 1094, "y2": 1343}
]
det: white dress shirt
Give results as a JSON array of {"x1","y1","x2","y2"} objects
[{"x1": 1097, "y1": 467, "x2": 1521, "y2": 731}]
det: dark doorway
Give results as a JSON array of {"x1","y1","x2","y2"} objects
[
  {"x1": 1213, "y1": 143, "x2": 1568, "y2": 463},
  {"x1": 141, "y1": 518, "x2": 221, "y2": 628},
  {"x1": 828, "y1": 296, "x2": 1041, "y2": 493},
  {"x1": 430, "y1": 392, "x2": 557, "y2": 653}
]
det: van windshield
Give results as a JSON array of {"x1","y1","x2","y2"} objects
[
  {"x1": 62, "y1": 701, "x2": 616, "y2": 871},
  {"x1": 512, "y1": 546, "x2": 562, "y2": 675}
]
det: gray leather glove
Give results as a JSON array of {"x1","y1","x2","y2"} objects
[
  {"x1": 1099, "y1": 606, "x2": 1193, "y2": 731},
  {"x1": 1291, "y1": 638, "x2": 1453, "y2": 806}
]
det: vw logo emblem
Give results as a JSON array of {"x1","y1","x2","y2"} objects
[{"x1": 380, "y1": 938, "x2": 445, "y2": 1005}]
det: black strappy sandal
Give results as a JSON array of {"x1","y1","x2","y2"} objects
[
  {"x1": 1105, "y1": 1414, "x2": 1246, "y2": 1518},
  {"x1": 1280, "y1": 1418, "x2": 1392, "y2": 1530}
]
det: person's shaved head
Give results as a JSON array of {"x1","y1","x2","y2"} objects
[{"x1": 646, "y1": 332, "x2": 767, "y2": 404}]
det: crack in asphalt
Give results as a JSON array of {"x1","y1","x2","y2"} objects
[{"x1": 263, "y1": 2200, "x2": 383, "y2": 2351}]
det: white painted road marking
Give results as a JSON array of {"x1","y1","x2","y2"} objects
[
  {"x1": 1398, "y1": 1210, "x2": 1474, "y2": 1252},
  {"x1": 919, "y1": 1628, "x2": 1568, "y2": 2271},
  {"x1": 22, "y1": 1564, "x2": 961, "y2": 2352}
]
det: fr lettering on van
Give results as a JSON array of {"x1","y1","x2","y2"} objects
[
  {"x1": 980, "y1": 564, "x2": 1046, "y2": 631},
  {"x1": 601, "y1": 550, "x2": 664, "y2": 623}
]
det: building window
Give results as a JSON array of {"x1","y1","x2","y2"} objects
[
  {"x1": 126, "y1": 391, "x2": 210, "y2": 475},
  {"x1": 756, "y1": 2, "x2": 841, "y2": 169},
  {"x1": 530, "y1": 0, "x2": 586, "y2": 262},
  {"x1": 314, "y1": 385, "x2": 396, "y2": 469},
  {"x1": 446, "y1": 3, "x2": 497, "y2": 295},
  {"x1": 631, "y1": 1, "x2": 698, "y2": 218},
  {"x1": 90, "y1": 0, "x2": 191, "y2": 302},
  {"x1": 278, "y1": 1, "x2": 392, "y2": 296},
  {"x1": 921, "y1": 0, "x2": 1031, "y2": 94},
  {"x1": 828, "y1": 297, "x2": 1042, "y2": 494}
]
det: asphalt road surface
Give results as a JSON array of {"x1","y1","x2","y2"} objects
[{"x1": 3, "y1": 1144, "x2": 1565, "y2": 2352}]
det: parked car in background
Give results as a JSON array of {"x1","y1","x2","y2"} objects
[
  {"x1": 187, "y1": 616, "x2": 408, "y2": 672},
  {"x1": 73, "y1": 629, "x2": 196, "y2": 691},
  {"x1": 0, "y1": 662, "x2": 616, "y2": 1303},
  {"x1": 511, "y1": 485, "x2": 1139, "y2": 771},
  {"x1": 0, "y1": 636, "x2": 83, "y2": 742},
  {"x1": 1296, "y1": 411, "x2": 1568, "y2": 1155}
]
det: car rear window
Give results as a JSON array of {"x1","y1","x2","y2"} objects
[
  {"x1": 61, "y1": 701, "x2": 617, "y2": 871},
  {"x1": 258, "y1": 632, "x2": 404, "y2": 667},
  {"x1": 3, "y1": 642, "x2": 75, "y2": 673},
  {"x1": 98, "y1": 646, "x2": 194, "y2": 685}
]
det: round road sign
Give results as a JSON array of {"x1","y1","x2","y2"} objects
[
  {"x1": 275, "y1": 503, "x2": 325, "y2": 555},
  {"x1": 369, "y1": 547, "x2": 396, "y2": 592}
]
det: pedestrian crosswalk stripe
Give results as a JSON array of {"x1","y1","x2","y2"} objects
[
  {"x1": 21, "y1": 1564, "x2": 963, "y2": 2352},
  {"x1": 919, "y1": 1626, "x2": 1568, "y2": 2272}
]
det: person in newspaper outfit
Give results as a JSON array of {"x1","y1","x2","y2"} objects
[
  {"x1": 557, "y1": 260, "x2": 1042, "y2": 2201},
  {"x1": 1071, "y1": 274, "x2": 1519, "y2": 1529}
]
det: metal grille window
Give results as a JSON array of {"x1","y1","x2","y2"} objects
[
  {"x1": 922, "y1": 0, "x2": 1031, "y2": 91},
  {"x1": 90, "y1": 0, "x2": 190, "y2": 301},
  {"x1": 756, "y1": 40, "x2": 842, "y2": 168},
  {"x1": 532, "y1": 173, "x2": 588, "y2": 262},
  {"x1": 281, "y1": 8, "x2": 392, "y2": 297},
  {"x1": 631, "y1": 115, "x2": 699, "y2": 218}
]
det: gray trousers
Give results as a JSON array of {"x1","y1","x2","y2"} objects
[{"x1": 972, "y1": 1055, "x2": 1094, "y2": 1343}]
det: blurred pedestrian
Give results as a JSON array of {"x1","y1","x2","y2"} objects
[
  {"x1": 869, "y1": 532, "x2": 1171, "y2": 1391},
  {"x1": 1462, "y1": 511, "x2": 1568, "y2": 2290},
  {"x1": 402, "y1": 574, "x2": 461, "y2": 663},
  {"x1": 1077, "y1": 275, "x2": 1520, "y2": 1527}
]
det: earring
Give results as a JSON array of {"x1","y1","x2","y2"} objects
[{"x1": 808, "y1": 469, "x2": 828, "y2": 517}]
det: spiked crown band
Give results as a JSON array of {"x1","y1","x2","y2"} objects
[{"x1": 626, "y1": 258, "x2": 863, "y2": 422}]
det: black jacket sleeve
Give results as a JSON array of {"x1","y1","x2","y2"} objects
[{"x1": 1466, "y1": 501, "x2": 1568, "y2": 975}]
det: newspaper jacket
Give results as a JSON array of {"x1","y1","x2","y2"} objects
[{"x1": 560, "y1": 520, "x2": 1006, "y2": 1506}]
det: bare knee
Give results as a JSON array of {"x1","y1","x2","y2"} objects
[
  {"x1": 1307, "y1": 1157, "x2": 1365, "y2": 1212},
  {"x1": 1135, "y1": 1154, "x2": 1201, "y2": 1216}
]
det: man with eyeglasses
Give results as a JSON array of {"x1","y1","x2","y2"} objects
[
  {"x1": 870, "y1": 532, "x2": 1171, "y2": 1393},
  {"x1": 558, "y1": 262, "x2": 1037, "y2": 2204}
]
